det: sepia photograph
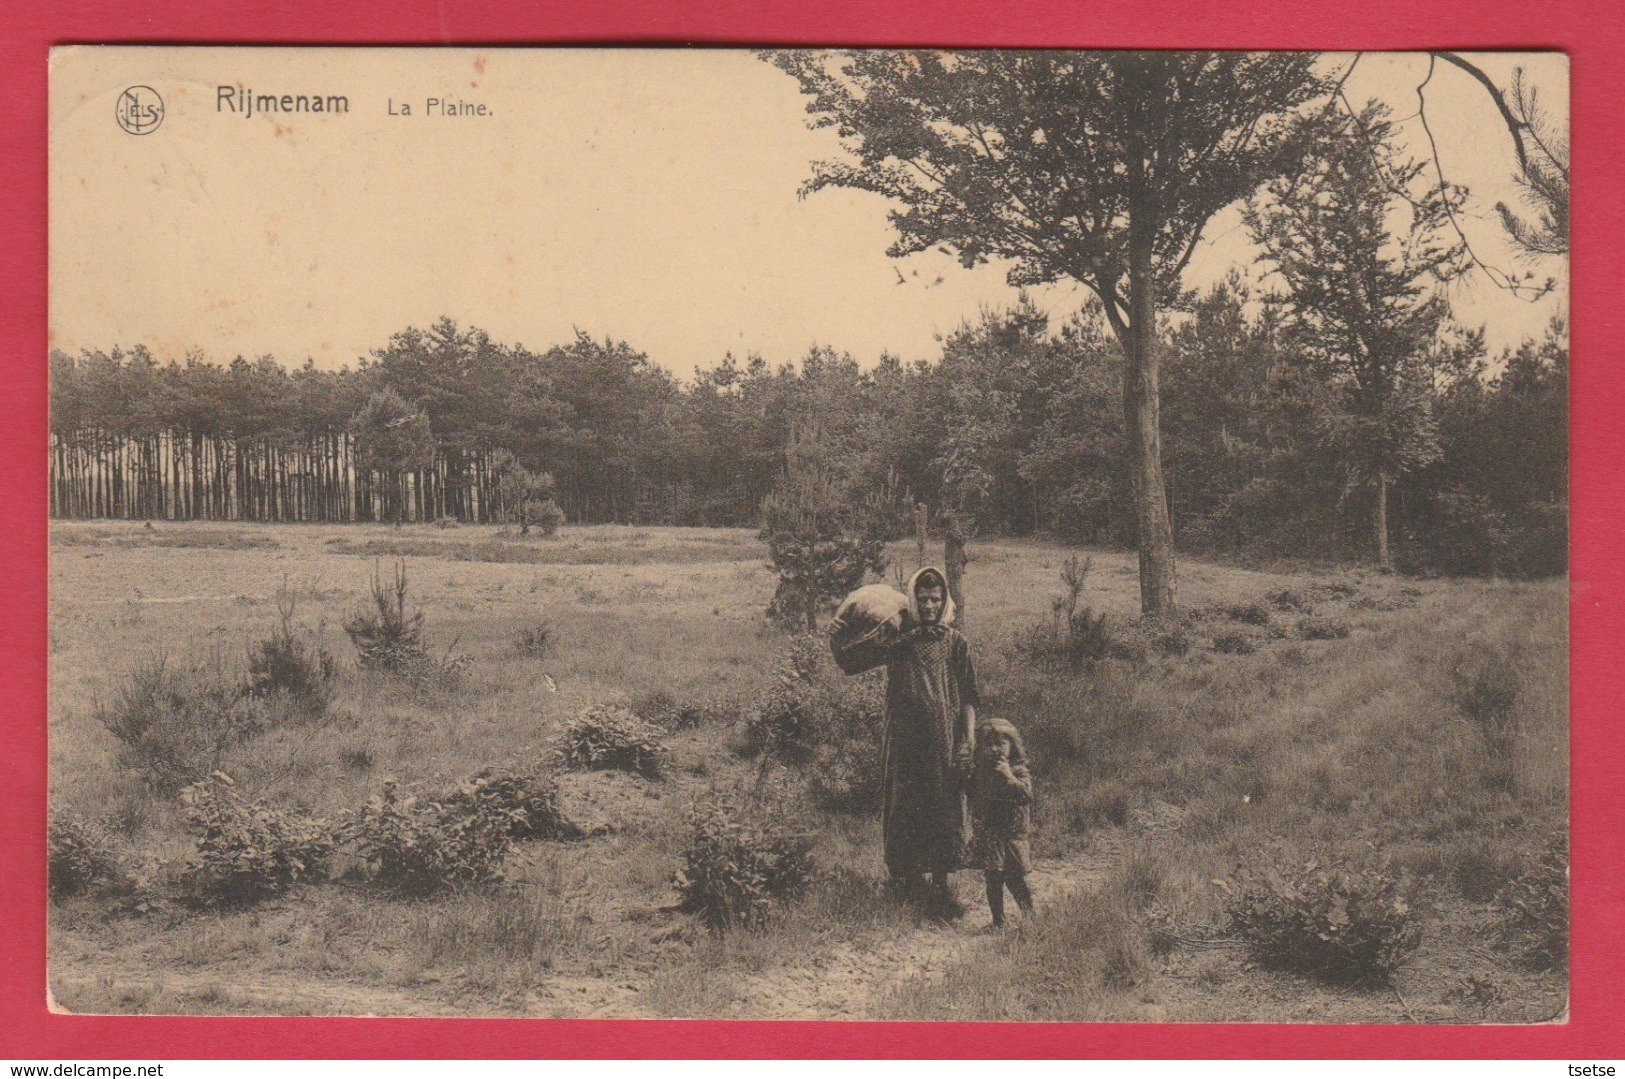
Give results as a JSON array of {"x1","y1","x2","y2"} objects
[{"x1": 46, "y1": 46, "x2": 1568, "y2": 1022}]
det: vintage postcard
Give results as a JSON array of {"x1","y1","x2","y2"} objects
[{"x1": 47, "y1": 46, "x2": 1568, "y2": 1021}]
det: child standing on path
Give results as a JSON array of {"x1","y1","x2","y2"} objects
[{"x1": 970, "y1": 717, "x2": 1035, "y2": 928}]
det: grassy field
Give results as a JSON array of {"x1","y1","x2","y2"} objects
[{"x1": 47, "y1": 520, "x2": 1567, "y2": 1020}]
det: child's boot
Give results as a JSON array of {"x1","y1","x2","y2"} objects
[{"x1": 1007, "y1": 873, "x2": 1035, "y2": 916}]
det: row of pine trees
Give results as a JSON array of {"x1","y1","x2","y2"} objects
[{"x1": 49, "y1": 283, "x2": 1568, "y2": 576}]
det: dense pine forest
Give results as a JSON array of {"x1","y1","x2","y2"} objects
[{"x1": 49, "y1": 283, "x2": 1567, "y2": 577}]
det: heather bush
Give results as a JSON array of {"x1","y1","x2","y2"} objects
[
  {"x1": 179, "y1": 773, "x2": 333, "y2": 906},
  {"x1": 344, "y1": 559, "x2": 427, "y2": 672},
  {"x1": 1212, "y1": 630, "x2": 1257, "y2": 655},
  {"x1": 245, "y1": 581, "x2": 337, "y2": 711},
  {"x1": 740, "y1": 636, "x2": 884, "y2": 812},
  {"x1": 48, "y1": 812, "x2": 128, "y2": 898},
  {"x1": 1221, "y1": 602, "x2": 1271, "y2": 626},
  {"x1": 672, "y1": 796, "x2": 817, "y2": 932},
  {"x1": 340, "y1": 778, "x2": 517, "y2": 896},
  {"x1": 1266, "y1": 587, "x2": 1316, "y2": 614},
  {"x1": 1494, "y1": 833, "x2": 1568, "y2": 971},
  {"x1": 438, "y1": 767, "x2": 579, "y2": 841},
  {"x1": 94, "y1": 652, "x2": 266, "y2": 793},
  {"x1": 1224, "y1": 854, "x2": 1420, "y2": 985},
  {"x1": 1298, "y1": 616, "x2": 1351, "y2": 640},
  {"x1": 558, "y1": 704, "x2": 671, "y2": 779},
  {"x1": 1019, "y1": 555, "x2": 1113, "y2": 669}
]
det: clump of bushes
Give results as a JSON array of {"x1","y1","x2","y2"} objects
[
  {"x1": 245, "y1": 582, "x2": 337, "y2": 712},
  {"x1": 740, "y1": 636, "x2": 884, "y2": 812},
  {"x1": 344, "y1": 559, "x2": 428, "y2": 673},
  {"x1": 438, "y1": 767, "x2": 579, "y2": 841},
  {"x1": 1212, "y1": 631, "x2": 1257, "y2": 655},
  {"x1": 180, "y1": 773, "x2": 333, "y2": 906},
  {"x1": 672, "y1": 796, "x2": 817, "y2": 931},
  {"x1": 1223, "y1": 854, "x2": 1420, "y2": 985},
  {"x1": 94, "y1": 652, "x2": 266, "y2": 793},
  {"x1": 1298, "y1": 616, "x2": 1351, "y2": 640},
  {"x1": 48, "y1": 812, "x2": 128, "y2": 898},
  {"x1": 634, "y1": 689, "x2": 741, "y2": 731},
  {"x1": 340, "y1": 778, "x2": 517, "y2": 896},
  {"x1": 1019, "y1": 556, "x2": 1113, "y2": 669},
  {"x1": 1494, "y1": 834, "x2": 1567, "y2": 971},
  {"x1": 1267, "y1": 587, "x2": 1316, "y2": 614},
  {"x1": 558, "y1": 704, "x2": 671, "y2": 779},
  {"x1": 1220, "y1": 602, "x2": 1271, "y2": 626}
]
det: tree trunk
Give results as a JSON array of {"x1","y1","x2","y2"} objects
[
  {"x1": 1375, "y1": 472, "x2": 1391, "y2": 570},
  {"x1": 942, "y1": 509, "x2": 968, "y2": 630},
  {"x1": 915, "y1": 502, "x2": 929, "y2": 570},
  {"x1": 1121, "y1": 192, "x2": 1179, "y2": 618}
]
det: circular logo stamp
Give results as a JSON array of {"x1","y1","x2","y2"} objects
[{"x1": 115, "y1": 86, "x2": 164, "y2": 135}]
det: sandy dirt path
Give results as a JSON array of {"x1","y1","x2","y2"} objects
[{"x1": 528, "y1": 838, "x2": 1123, "y2": 1020}]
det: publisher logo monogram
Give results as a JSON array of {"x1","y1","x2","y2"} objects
[{"x1": 115, "y1": 85, "x2": 164, "y2": 134}]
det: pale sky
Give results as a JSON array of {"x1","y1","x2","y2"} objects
[{"x1": 50, "y1": 48, "x2": 1567, "y2": 379}]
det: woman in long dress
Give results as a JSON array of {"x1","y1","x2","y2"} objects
[{"x1": 833, "y1": 567, "x2": 979, "y2": 915}]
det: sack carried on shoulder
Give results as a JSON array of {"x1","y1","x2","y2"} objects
[{"x1": 829, "y1": 584, "x2": 908, "y2": 673}]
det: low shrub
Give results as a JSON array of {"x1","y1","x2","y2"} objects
[
  {"x1": 522, "y1": 499, "x2": 566, "y2": 538},
  {"x1": 438, "y1": 767, "x2": 579, "y2": 841},
  {"x1": 741, "y1": 636, "x2": 884, "y2": 812},
  {"x1": 672, "y1": 796, "x2": 817, "y2": 931},
  {"x1": 513, "y1": 620, "x2": 552, "y2": 661},
  {"x1": 1019, "y1": 556, "x2": 1113, "y2": 669},
  {"x1": 245, "y1": 582, "x2": 336, "y2": 711},
  {"x1": 1494, "y1": 833, "x2": 1567, "y2": 970},
  {"x1": 1266, "y1": 587, "x2": 1316, "y2": 614},
  {"x1": 344, "y1": 559, "x2": 427, "y2": 673},
  {"x1": 94, "y1": 652, "x2": 266, "y2": 793},
  {"x1": 1221, "y1": 602, "x2": 1271, "y2": 626},
  {"x1": 638, "y1": 688, "x2": 745, "y2": 731},
  {"x1": 340, "y1": 778, "x2": 517, "y2": 896},
  {"x1": 558, "y1": 704, "x2": 670, "y2": 779},
  {"x1": 48, "y1": 812, "x2": 128, "y2": 898},
  {"x1": 1223, "y1": 854, "x2": 1420, "y2": 985},
  {"x1": 1298, "y1": 616, "x2": 1351, "y2": 640},
  {"x1": 180, "y1": 773, "x2": 333, "y2": 906},
  {"x1": 1212, "y1": 631, "x2": 1257, "y2": 655}
]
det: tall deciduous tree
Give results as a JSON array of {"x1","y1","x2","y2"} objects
[
  {"x1": 766, "y1": 50, "x2": 1324, "y2": 616},
  {"x1": 1244, "y1": 102, "x2": 1473, "y2": 569}
]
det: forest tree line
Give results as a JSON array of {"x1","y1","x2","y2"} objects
[{"x1": 49, "y1": 279, "x2": 1566, "y2": 578}]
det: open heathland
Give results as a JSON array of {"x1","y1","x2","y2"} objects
[{"x1": 47, "y1": 520, "x2": 1566, "y2": 1021}]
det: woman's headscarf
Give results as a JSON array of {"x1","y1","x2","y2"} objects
[{"x1": 905, "y1": 566, "x2": 956, "y2": 628}]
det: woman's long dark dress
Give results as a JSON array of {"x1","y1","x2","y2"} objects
[{"x1": 836, "y1": 623, "x2": 979, "y2": 877}]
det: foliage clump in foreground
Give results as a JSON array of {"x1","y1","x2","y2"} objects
[
  {"x1": 344, "y1": 559, "x2": 428, "y2": 672},
  {"x1": 1018, "y1": 555, "x2": 1113, "y2": 669},
  {"x1": 558, "y1": 704, "x2": 671, "y2": 780},
  {"x1": 740, "y1": 636, "x2": 884, "y2": 813},
  {"x1": 48, "y1": 812, "x2": 128, "y2": 898},
  {"x1": 180, "y1": 773, "x2": 333, "y2": 906},
  {"x1": 673, "y1": 796, "x2": 816, "y2": 932},
  {"x1": 94, "y1": 652, "x2": 266, "y2": 794},
  {"x1": 1224, "y1": 854, "x2": 1420, "y2": 985},
  {"x1": 340, "y1": 778, "x2": 519, "y2": 896},
  {"x1": 437, "y1": 767, "x2": 579, "y2": 841},
  {"x1": 245, "y1": 580, "x2": 337, "y2": 712},
  {"x1": 1495, "y1": 832, "x2": 1568, "y2": 971}
]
